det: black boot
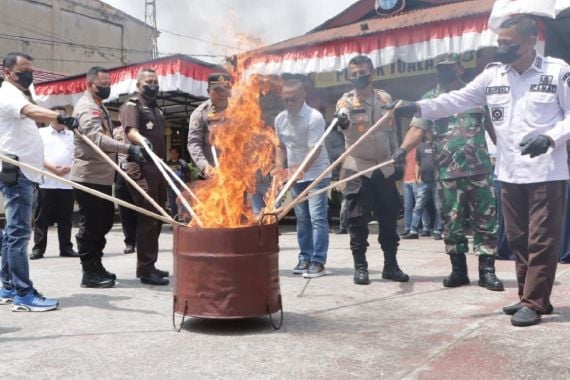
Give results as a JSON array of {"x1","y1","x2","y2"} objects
[
  {"x1": 443, "y1": 253, "x2": 470, "y2": 287},
  {"x1": 353, "y1": 251, "x2": 370, "y2": 285},
  {"x1": 94, "y1": 260, "x2": 117, "y2": 281},
  {"x1": 478, "y1": 255, "x2": 504, "y2": 291},
  {"x1": 382, "y1": 250, "x2": 409, "y2": 282},
  {"x1": 81, "y1": 260, "x2": 115, "y2": 288}
]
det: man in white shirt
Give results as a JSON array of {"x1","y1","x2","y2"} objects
[
  {"x1": 273, "y1": 78, "x2": 331, "y2": 278},
  {"x1": 0, "y1": 52, "x2": 78, "y2": 312},
  {"x1": 30, "y1": 106, "x2": 78, "y2": 260},
  {"x1": 391, "y1": 15, "x2": 570, "y2": 326}
]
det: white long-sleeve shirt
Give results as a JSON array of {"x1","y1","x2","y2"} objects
[{"x1": 418, "y1": 53, "x2": 570, "y2": 184}]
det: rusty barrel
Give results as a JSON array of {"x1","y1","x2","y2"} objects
[{"x1": 172, "y1": 222, "x2": 281, "y2": 319}]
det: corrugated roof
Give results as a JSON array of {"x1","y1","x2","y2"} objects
[
  {"x1": 0, "y1": 65, "x2": 67, "y2": 84},
  {"x1": 256, "y1": 0, "x2": 494, "y2": 54}
]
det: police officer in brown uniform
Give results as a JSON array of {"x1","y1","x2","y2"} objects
[
  {"x1": 73, "y1": 66, "x2": 146, "y2": 288},
  {"x1": 187, "y1": 73, "x2": 232, "y2": 176},
  {"x1": 120, "y1": 68, "x2": 169, "y2": 286},
  {"x1": 335, "y1": 55, "x2": 409, "y2": 285}
]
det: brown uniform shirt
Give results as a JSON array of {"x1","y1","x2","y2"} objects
[{"x1": 187, "y1": 99, "x2": 227, "y2": 171}]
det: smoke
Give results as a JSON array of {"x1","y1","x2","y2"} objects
[{"x1": 101, "y1": 0, "x2": 351, "y2": 63}]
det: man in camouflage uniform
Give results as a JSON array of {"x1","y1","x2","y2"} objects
[
  {"x1": 335, "y1": 55, "x2": 408, "y2": 285},
  {"x1": 392, "y1": 54, "x2": 504, "y2": 291}
]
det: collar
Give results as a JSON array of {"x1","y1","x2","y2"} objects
[
  {"x1": 50, "y1": 126, "x2": 67, "y2": 135},
  {"x1": 500, "y1": 51, "x2": 544, "y2": 74},
  {"x1": 287, "y1": 102, "x2": 309, "y2": 118},
  {"x1": 136, "y1": 92, "x2": 157, "y2": 107}
]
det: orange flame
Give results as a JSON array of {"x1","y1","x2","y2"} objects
[{"x1": 188, "y1": 68, "x2": 280, "y2": 228}]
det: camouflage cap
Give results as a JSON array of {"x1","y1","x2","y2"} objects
[
  {"x1": 208, "y1": 73, "x2": 232, "y2": 88},
  {"x1": 435, "y1": 53, "x2": 461, "y2": 67}
]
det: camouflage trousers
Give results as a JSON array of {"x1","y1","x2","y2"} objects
[{"x1": 437, "y1": 174, "x2": 497, "y2": 256}]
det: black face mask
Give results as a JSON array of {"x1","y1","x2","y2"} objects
[
  {"x1": 15, "y1": 71, "x2": 34, "y2": 89},
  {"x1": 95, "y1": 85, "x2": 111, "y2": 100},
  {"x1": 495, "y1": 44, "x2": 521, "y2": 64},
  {"x1": 351, "y1": 74, "x2": 371, "y2": 90},
  {"x1": 142, "y1": 84, "x2": 159, "y2": 99},
  {"x1": 437, "y1": 69, "x2": 459, "y2": 85}
]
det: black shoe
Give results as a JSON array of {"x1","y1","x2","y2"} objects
[
  {"x1": 95, "y1": 261, "x2": 117, "y2": 281},
  {"x1": 402, "y1": 233, "x2": 419, "y2": 240},
  {"x1": 503, "y1": 301, "x2": 553, "y2": 316},
  {"x1": 140, "y1": 272, "x2": 170, "y2": 286},
  {"x1": 335, "y1": 228, "x2": 348, "y2": 235},
  {"x1": 303, "y1": 263, "x2": 326, "y2": 278},
  {"x1": 154, "y1": 268, "x2": 170, "y2": 278},
  {"x1": 511, "y1": 306, "x2": 541, "y2": 327},
  {"x1": 443, "y1": 254, "x2": 470, "y2": 287},
  {"x1": 81, "y1": 271, "x2": 115, "y2": 288},
  {"x1": 60, "y1": 249, "x2": 79, "y2": 258},
  {"x1": 478, "y1": 255, "x2": 504, "y2": 291},
  {"x1": 420, "y1": 231, "x2": 431, "y2": 237},
  {"x1": 123, "y1": 245, "x2": 135, "y2": 254},
  {"x1": 382, "y1": 266, "x2": 410, "y2": 282},
  {"x1": 400, "y1": 231, "x2": 410, "y2": 237},
  {"x1": 433, "y1": 232, "x2": 442, "y2": 240},
  {"x1": 292, "y1": 260, "x2": 310, "y2": 274},
  {"x1": 354, "y1": 268, "x2": 370, "y2": 285},
  {"x1": 29, "y1": 251, "x2": 44, "y2": 260}
]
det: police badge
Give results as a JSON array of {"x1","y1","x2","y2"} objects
[{"x1": 375, "y1": 0, "x2": 406, "y2": 16}]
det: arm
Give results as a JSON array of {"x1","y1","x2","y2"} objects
[
  {"x1": 187, "y1": 109, "x2": 210, "y2": 171},
  {"x1": 415, "y1": 162, "x2": 421, "y2": 183},
  {"x1": 77, "y1": 109, "x2": 129, "y2": 154},
  {"x1": 544, "y1": 67, "x2": 570, "y2": 147},
  {"x1": 401, "y1": 124, "x2": 427, "y2": 152},
  {"x1": 418, "y1": 70, "x2": 489, "y2": 120},
  {"x1": 21, "y1": 104, "x2": 61, "y2": 124}
]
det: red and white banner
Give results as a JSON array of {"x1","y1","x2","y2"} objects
[
  {"x1": 243, "y1": 14, "x2": 545, "y2": 76},
  {"x1": 34, "y1": 55, "x2": 222, "y2": 108}
]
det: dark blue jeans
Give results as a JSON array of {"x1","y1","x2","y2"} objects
[{"x1": 0, "y1": 172, "x2": 35, "y2": 296}]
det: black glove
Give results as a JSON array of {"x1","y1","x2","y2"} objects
[
  {"x1": 57, "y1": 114, "x2": 79, "y2": 130},
  {"x1": 391, "y1": 147, "x2": 407, "y2": 165},
  {"x1": 127, "y1": 145, "x2": 146, "y2": 165},
  {"x1": 393, "y1": 164, "x2": 405, "y2": 181},
  {"x1": 383, "y1": 100, "x2": 418, "y2": 118},
  {"x1": 519, "y1": 135, "x2": 552, "y2": 158},
  {"x1": 335, "y1": 109, "x2": 350, "y2": 130}
]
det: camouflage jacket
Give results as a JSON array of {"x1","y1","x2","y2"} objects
[{"x1": 412, "y1": 84, "x2": 492, "y2": 180}]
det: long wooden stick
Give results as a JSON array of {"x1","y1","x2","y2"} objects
[
  {"x1": 0, "y1": 153, "x2": 184, "y2": 226},
  {"x1": 139, "y1": 139, "x2": 203, "y2": 226},
  {"x1": 273, "y1": 117, "x2": 339, "y2": 206},
  {"x1": 282, "y1": 159, "x2": 395, "y2": 208},
  {"x1": 74, "y1": 130, "x2": 173, "y2": 221},
  {"x1": 155, "y1": 154, "x2": 201, "y2": 204},
  {"x1": 276, "y1": 110, "x2": 394, "y2": 220}
]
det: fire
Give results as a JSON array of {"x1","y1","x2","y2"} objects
[{"x1": 188, "y1": 68, "x2": 280, "y2": 228}]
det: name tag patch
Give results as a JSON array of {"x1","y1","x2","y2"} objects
[
  {"x1": 486, "y1": 86, "x2": 510, "y2": 94},
  {"x1": 491, "y1": 107, "x2": 504, "y2": 122},
  {"x1": 530, "y1": 84, "x2": 557, "y2": 93}
]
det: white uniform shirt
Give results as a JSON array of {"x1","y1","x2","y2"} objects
[
  {"x1": 418, "y1": 53, "x2": 570, "y2": 184},
  {"x1": 0, "y1": 81, "x2": 44, "y2": 183},
  {"x1": 275, "y1": 102, "x2": 331, "y2": 182},
  {"x1": 39, "y1": 126, "x2": 74, "y2": 189}
]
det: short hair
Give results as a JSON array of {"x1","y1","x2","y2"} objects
[
  {"x1": 3, "y1": 52, "x2": 33, "y2": 69},
  {"x1": 499, "y1": 15, "x2": 538, "y2": 38},
  {"x1": 50, "y1": 105, "x2": 67, "y2": 112},
  {"x1": 281, "y1": 78, "x2": 304, "y2": 92},
  {"x1": 348, "y1": 55, "x2": 374, "y2": 71},
  {"x1": 86, "y1": 66, "x2": 109, "y2": 82},
  {"x1": 136, "y1": 67, "x2": 157, "y2": 82}
]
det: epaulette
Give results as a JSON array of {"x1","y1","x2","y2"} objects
[
  {"x1": 126, "y1": 96, "x2": 139, "y2": 106},
  {"x1": 484, "y1": 62, "x2": 502, "y2": 70}
]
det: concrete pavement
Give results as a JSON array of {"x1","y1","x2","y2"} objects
[{"x1": 1, "y1": 224, "x2": 569, "y2": 379}]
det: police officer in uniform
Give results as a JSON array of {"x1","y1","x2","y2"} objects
[
  {"x1": 391, "y1": 15, "x2": 570, "y2": 326},
  {"x1": 187, "y1": 73, "x2": 232, "y2": 176},
  {"x1": 335, "y1": 55, "x2": 409, "y2": 285},
  {"x1": 73, "y1": 66, "x2": 146, "y2": 288},
  {"x1": 120, "y1": 68, "x2": 169, "y2": 286}
]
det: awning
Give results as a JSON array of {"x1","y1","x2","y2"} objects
[
  {"x1": 34, "y1": 54, "x2": 225, "y2": 109},
  {"x1": 242, "y1": 0, "x2": 546, "y2": 76}
]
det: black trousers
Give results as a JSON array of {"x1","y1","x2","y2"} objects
[
  {"x1": 346, "y1": 169, "x2": 401, "y2": 256},
  {"x1": 127, "y1": 164, "x2": 167, "y2": 276},
  {"x1": 115, "y1": 175, "x2": 137, "y2": 247},
  {"x1": 32, "y1": 188, "x2": 74, "y2": 254},
  {"x1": 75, "y1": 182, "x2": 114, "y2": 263}
]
